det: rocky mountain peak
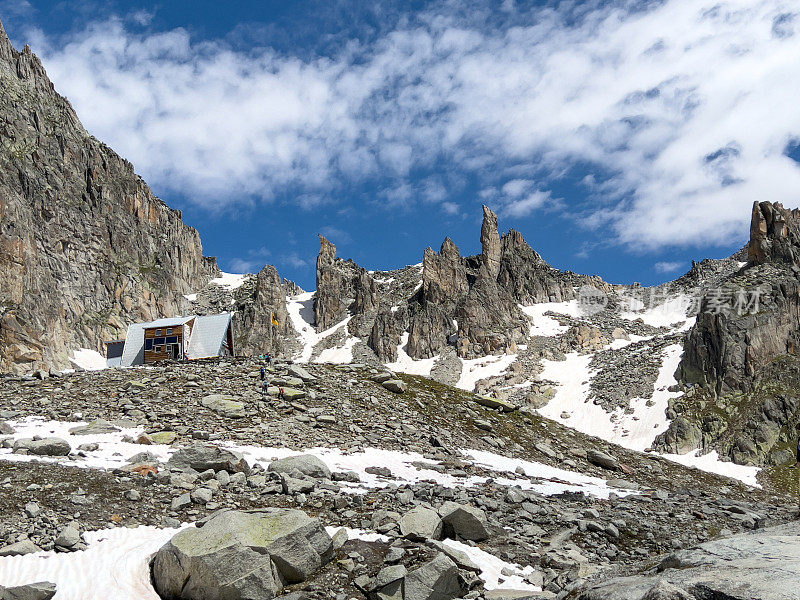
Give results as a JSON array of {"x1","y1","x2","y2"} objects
[{"x1": 748, "y1": 201, "x2": 800, "y2": 266}]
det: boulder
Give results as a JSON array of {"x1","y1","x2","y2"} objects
[
  {"x1": 68, "y1": 419, "x2": 120, "y2": 435},
  {"x1": 371, "y1": 372, "x2": 394, "y2": 383},
  {"x1": 475, "y1": 396, "x2": 517, "y2": 412},
  {"x1": 201, "y1": 394, "x2": 247, "y2": 419},
  {"x1": 12, "y1": 438, "x2": 70, "y2": 457},
  {"x1": 399, "y1": 506, "x2": 443, "y2": 541},
  {"x1": 382, "y1": 379, "x2": 407, "y2": 394},
  {"x1": 404, "y1": 553, "x2": 466, "y2": 600},
  {"x1": 0, "y1": 582, "x2": 57, "y2": 600},
  {"x1": 577, "y1": 522, "x2": 800, "y2": 599},
  {"x1": 287, "y1": 365, "x2": 316, "y2": 382},
  {"x1": 149, "y1": 431, "x2": 178, "y2": 444},
  {"x1": 267, "y1": 455, "x2": 331, "y2": 479},
  {"x1": 168, "y1": 444, "x2": 250, "y2": 474},
  {"x1": 151, "y1": 509, "x2": 333, "y2": 600},
  {"x1": 586, "y1": 449, "x2": 620, "y2": 471},
  {"x1": 0, "y1": 421, "x2": 16, "y2": 435},
  {"x1": 439, "y1": 501, "x2": 490, "y2": 541},
  {"x1": 0, "y1": 540, "x2": 41, "y2": 557}
]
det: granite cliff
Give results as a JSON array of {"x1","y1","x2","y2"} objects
[{"x1": 0, "y1": 19, "x2": 216, "y2": 373}]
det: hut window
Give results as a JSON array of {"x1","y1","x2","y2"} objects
[
  {"x1": 155, "y1": 345, "x2": 163, "y2": 353},
  {"x1": 145, "y1": 339, "x2": 153, "y2": 351},
  {"x1": 155, "y1": 337, "x2": 166, "y2": 346},
  {"x1": 167, "y1": 328, "x2": 173, "y2": 335},
  {"x1": 155, "y1": 329, "x2": 162, "y2": 336},
  {"x1": 166, "y1": 336, "x2": 178, "y2": 344}
]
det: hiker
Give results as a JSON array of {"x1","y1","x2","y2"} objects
[
  {"x1": 266, "y1": 353, "x2": 272, "y2": 366},
  {"x1": 279, "y1": 386, "x2": 285, "y2": 401},
  {"x1": 260, "y1": 365, "x2": 266, "y2": 381},
  {"x1": 262, "y1": 378, "x2": 269, "y2": 397}
]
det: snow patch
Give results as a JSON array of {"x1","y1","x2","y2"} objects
[
  {"x1": 441, "y1": 539, "x2": 539, "y2": 591},
  {"x1": 210, "y1": 272, "x2": 249, "y2": 290},
  {"x1": 0, "y1": 525, "x2": 186, "y2": 600},
  {"x1": 457, "y1": 354, "x2": 517, "y2": 392},
  {"x1": 315, "y1": 336, "x2": 360, "y2": 364},
  {"x1": 662, "y1": 450, "x2": 761, "y2": 488},
  {"x1": 286, "y1": 292, "x2": 352, "y2": 363},
  {"x1": 519, "y1": 301, "x2": 579, "y2": 337},
  {"x1": 183, "y1": 293, "x2": 197, "y2": 302},
  {"x1": 69, "y1": 349, "x2": 107, "y2": 371},
  {"x1": 620, "y1": 295, "x2": 694, "y2": 329},
  {"x1": 536, "y1": 346, "x2": 762, "y2": 487},
  {"x1": 385, "y1": 333, "x2": 437, "y2": 377}
]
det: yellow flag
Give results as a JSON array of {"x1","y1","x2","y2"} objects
[{"x1": 271, "y1": 313, "x2": 279, "y2": 326}]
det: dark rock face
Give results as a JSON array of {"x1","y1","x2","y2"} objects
[
  {"x1": 660, "y1": 201, "x2": 800, "y2": 465},
  {"x1": 312, "y1": 205, "x2": 605, "y2": 362},
  {"x1": 314, "y1": 236, "x2": 377, "y2": 332},
  {"x1": 0, "y1": 20, "x2": 213, "y2": 373},
  {"x1": 748, "y1": 200, "x2": 800, "y2": 266},
  {"x1": 234, "y1": 265, "x2": 296, "y2": 357},
  {"x1": 678, "y1": 202, "x2": 800, "y2": 395}
]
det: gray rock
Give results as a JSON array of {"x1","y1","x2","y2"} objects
[
  {"x1": 399, "y1": 506, "x2": 443, "y2": 541},
  {"x1": 167, "y1": 444, "x2": 250, "y2": 474},
  {"x1": 200, "y1": 394, "x2": 247, "y2": 419},
  {"x1": 577, "y1": 522, "x2": 800, "y2": 600},
  {"x1": 0, "y1": 582, "x2": 57, "y2": 600},
  {"x1": 586, "y1": 449, "x2": 620, "y2": 471},
  {"x1": 404, "y1": 553, "x2": 465, "y2": 600},
  {"x1": 12, "y1": 438, "x2": 70, "y2": 457},
  {"x1": 0, "y1": 540, "x2": 41, "y2": 557},
  {"x1": 151, "y1": 508, "x2": 333, "y2": 600},
  {"x1": 287, "y1": 365, "x2": 316, "y2": 382},
  {"x1": 54, "y1": 524, "x2": 80, "y2": 548},
  {"x1": 68, "y1": 419, "x2": 120, "y2": 435},
  {"x1": 439, "y1": 501, "x2": 490, "y2": 541},
  {"x1": 268, "y1": 455, "x2": 331, "y2": 479},
  {"x1": 382, "y1": 379, "x2": 407, "y2": 394}
]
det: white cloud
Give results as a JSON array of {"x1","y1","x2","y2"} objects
[
  {"x1": 654, "y1": 260, "x2": 685, "y2": 274},
  {"x1": 23, "y1": 0, "x2": 800, "y2": 249}
]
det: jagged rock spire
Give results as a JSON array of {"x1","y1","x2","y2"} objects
[
  {"x1": 0, "y1": 17, "x2": 14, "y2": 61},
  {"x1": 480, "y1": 205, "x2": 501, "y2": 279},
  {"x1": 748, "y1": 201, "x2": 800, "y2": 266}
]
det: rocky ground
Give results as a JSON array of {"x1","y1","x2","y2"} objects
[{"x1": 0, "y1": 358, "x2": 796, "y2": 599}]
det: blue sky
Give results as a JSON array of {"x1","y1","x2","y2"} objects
[{"x1": 4, "y1": 0, "x2": 800, "y2": 290}]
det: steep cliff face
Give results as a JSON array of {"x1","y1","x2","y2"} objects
[
  {"x1": 0, "y1": 20, "x2": 213, "y2": 372},
  {"x1": 655, "y1": 201, "x2": 800, "y2": 465}
]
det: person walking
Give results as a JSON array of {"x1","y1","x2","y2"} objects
[
  {"x1": 260, "y1": 365, "x2": 266, "y2": 381},
  {"x1": 262, "y1": 377, "x2": 270, "y2": 397}
]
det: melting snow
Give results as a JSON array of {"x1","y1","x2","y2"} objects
[
  {"x1": 286, "y1": 292, "x2": 352, "y2": 363},
  {"x1": 619, "y1": 295, "x2": 695, "y2": 329},
  {"x1": 69, "y1": 349, "x2": 108, "y2": 371},
  {"x1": 441, "y1": 539, "x2": 540, "y2": 591},
  {"x1": 0, "y1": 418, "x2": 637, "y2": 499},
  {"x1": 210, "y1": 272, "x2": 249, "y2": 290},
  {"x1": 183, "y1": 293, "x2": 197, "y2": 302},
  {"x1": 519, "y1": 301, "x2": 579, "y2": 337},
  {"x1": 385, "y1": 333, "x2": 437, "y2": 377},
  {"x1": 0, "y1": 525, "x2": 185, "y2": 600},
  {"x1": 315, "y1": 336, "x2": 360, "y2": 364},
  {"x1": 457, "y1": 354, "x2": 517, "y2": 392},
  {"x1": 536, "y1": 345, "x2": 761, "y2": 487}
]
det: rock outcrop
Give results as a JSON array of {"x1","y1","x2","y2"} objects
[
  {"x1": 657, "y1": 201, "x2": 800, "y2": 465},
  {"x1": 0, "y1": 19, "x2": 215, "y2": 373},
  {"x1": 152, "y1": 508, "x2": 333, "y2": 600},
  {"x1": 577, "y1": 522, "x2": 800, "y2": 600},
  {"x1": 313, "y1": 205, "x2": 602, "y2": 363}
]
